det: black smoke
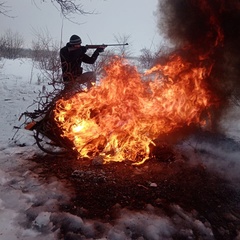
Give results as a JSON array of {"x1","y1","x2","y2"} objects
[{"x1": 156, "y1": 0, "x2": 240, "y2": 130}]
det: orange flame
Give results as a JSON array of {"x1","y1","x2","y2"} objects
[{"x1": 54, "y1": 56, "x2": 217, "y2": 164}]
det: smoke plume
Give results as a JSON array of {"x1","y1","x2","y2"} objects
[{"x1": 156, "y1": 0, "x2": 240, "y2": 130}]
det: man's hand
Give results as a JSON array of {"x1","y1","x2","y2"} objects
[{"x1": 96, "y1": 47, "x2": 105, "y2": 53}]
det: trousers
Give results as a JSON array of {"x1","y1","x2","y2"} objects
[
  {"x1": 76, "y1": 71, "x2": 96, "y2": 89},
  {"x1": 62, "y1": 71, "x2": 96, "y2": 96}
]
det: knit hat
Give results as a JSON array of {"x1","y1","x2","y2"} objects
[{"x1": 69, "y1": 35, "x2": 82, "y2": 45}]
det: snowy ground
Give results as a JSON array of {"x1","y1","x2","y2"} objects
[{"x1": 1, "y1": 58, "x2": 240, "y2": 239}]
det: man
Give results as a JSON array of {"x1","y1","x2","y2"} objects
[{"x1": 60, "y1": 34, "x2": 104, "y2": 89}]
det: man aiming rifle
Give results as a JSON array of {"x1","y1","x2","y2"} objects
[{"x1": 60, "y1": 34, "x2": 128, "y2": 89}]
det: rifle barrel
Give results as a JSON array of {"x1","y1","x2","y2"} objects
[
  {"x1": 85, "y1": 43, "x2": 128, "y2": 49},
  {"x1": 106, "y1": 43, "x2": 129, "y2": 46}
]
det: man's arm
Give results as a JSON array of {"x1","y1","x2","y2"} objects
[{"x1": 82, "y1": 48, "x2": 103, "y2": 64}]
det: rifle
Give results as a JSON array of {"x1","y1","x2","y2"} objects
[{"x1": 85, "y1": 43, "x2": 128, "y2": 49}]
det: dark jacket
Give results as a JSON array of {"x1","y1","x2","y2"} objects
[{"x1": 60, "y1": 43, "x2": 99, "y2": 82}]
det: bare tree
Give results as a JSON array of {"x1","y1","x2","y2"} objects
[
  {"x1": 0, "y1": 1, "x2": 90, "y2": 17},
  {"x1": 38, "y1": 0, "x2": 90, "y2": 17},
  {"x1": 31, "y1": 29, "x2": 62, "y2": 84},
  {"x1": 0, "y1": 2, "x2": 11, "y2": 17},
  {"x1": 138, "y1": 47, "x2": 156, "y2": 69},
  {"x1": 0, "y1": 29, "x2": 24, "y2": 59},
  {"x1": 113, "y1": 34, "x2": 132, "y2": 58}
]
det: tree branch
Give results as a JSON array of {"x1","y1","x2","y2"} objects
[
  {"x1": 0, "y1": 2, "x2": 13, "y2": 17},
  {"x1": 47, "y1": 0, "x2": 91, "y2": 17}
]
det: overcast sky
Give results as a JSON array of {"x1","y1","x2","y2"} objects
[{"x1": 0, "y1": 0, "x2": 162, "y2": 56}]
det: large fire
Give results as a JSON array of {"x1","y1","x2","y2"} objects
[{"x1": 53, "y1": 55, "x2": 218, "y2": 164}]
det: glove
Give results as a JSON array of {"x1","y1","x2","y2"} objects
[
  {"x1": 80, "y1": 46, "x2": 87, "y2": 53},
  {"x1": 96, "y1": 47, "x2": 105, "y2": 53}
]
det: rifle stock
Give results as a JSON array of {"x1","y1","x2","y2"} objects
[{"x1": 85, "y1": 43, "x2": 128, "y2": 49}]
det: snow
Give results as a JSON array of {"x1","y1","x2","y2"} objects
[{"x1": 0, "y1": 58, "x2": 240, "y2": 239}]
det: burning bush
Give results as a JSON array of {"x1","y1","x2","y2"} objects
[{"x1": 53, "y1": 55, "x2": 218, "y2": 164}]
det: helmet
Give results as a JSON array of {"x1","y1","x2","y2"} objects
[{"x1": 69, "y1": 35, "x2": 82, "y2": 45}]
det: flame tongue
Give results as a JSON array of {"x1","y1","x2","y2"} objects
[{"x1": 54, "y1": 56, "x2": 217, "y2": 164}]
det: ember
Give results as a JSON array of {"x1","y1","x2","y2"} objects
[{"x1": 53, "y1": 55, "x2": 217, "y2": 164}]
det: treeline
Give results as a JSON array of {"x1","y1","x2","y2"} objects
[
  {"x1": 0, "y1": 29, "x2": 163, "y2": 71},
  {"x1": 0, "y1": 47, "x2": 41, "y2": 59},
  {"x1": 0, "y1": 29, "x2": 55, "y2": 59}
]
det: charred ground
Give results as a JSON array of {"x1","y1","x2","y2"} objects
[{"x1": 28, "y1": 143, "x2": 240, "y2": 240}]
